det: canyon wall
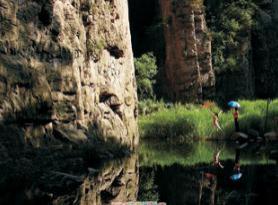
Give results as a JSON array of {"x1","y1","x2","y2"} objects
[
  {"x1": 0, "y1": 0, "x2": 138, "y2": 148},
  {"x1": 159, "y1": 0, "x2": 215, "y2": 102}
]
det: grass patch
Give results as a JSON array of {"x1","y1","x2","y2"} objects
[
  {"x1": 139, "y1": 99, "x2": 278, "y2": 141},
  {"x1": 87, "y1": 38, "x2": 106, "y2": 61}
]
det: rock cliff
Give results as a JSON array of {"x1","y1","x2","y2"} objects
[
  {"x1": 0, "y1": 0, "x2": 138, "y2": 148},
  {"x1": 159, "y1": 0, "x2": 215, "y2": 102}
]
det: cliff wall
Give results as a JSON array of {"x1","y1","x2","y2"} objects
[
  {"x1": 0, "y1": 0, "x2": 138, "y2": 148},
  {"x1": 159, "y1": 0, "x2": 215, "y2": 102}
]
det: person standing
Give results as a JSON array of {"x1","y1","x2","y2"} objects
[
  {"x1": 212, "y1": 111, "x2": 223, "y2": 131},
  {"x1": 233, "y1": 107, "x2": 239, "y2": 132}
]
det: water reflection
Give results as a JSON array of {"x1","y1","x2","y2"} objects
[
  {"x1": 0, "y1": 153, "x2": 139, "y2": 205},
  {"x1": 1, "y1": 140, "x2": 277, "y2": 205},
  {"x1": 139, "y1": 140, "x2": 278, "y2": 205},
  {"x1": 58, "y1": 154, "x2": 139, "y2": 205},
  {"x1": 199, "y1": 147, "x2": 243, "y2": 205}
]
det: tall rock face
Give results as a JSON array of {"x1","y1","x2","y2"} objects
[
  {"x1": 159, "y1": 0, "x2": 215, "y2": 102},
  {"x1": 0, "y1": 0, "x2": 138, "y2": 148}
]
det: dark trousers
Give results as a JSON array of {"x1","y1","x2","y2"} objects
[{"x1": 234, "y1": 118, "x2": 239, "y2": 132}]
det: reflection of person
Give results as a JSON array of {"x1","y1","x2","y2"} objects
[
  {"x1": 199, "y1": 171, "x2": 217, "y2": 205},
  {"x1": 230, "y1": 148, "x2": 242, "y2": 181},
  {"x1": 233, "y1": 107, "x2": 240, "y2": 132},
  {"x1": 233, "y1": 148, "x2": 240, "y2": 171},
  {"x1": 213, "y1": 150, "x2": 224, "y2": 168}
]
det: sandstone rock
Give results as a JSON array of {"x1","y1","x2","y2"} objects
[
  {"x1": 53, "y1": 124, "x2": 88, "y2": 144},
  {"x1": 0, "y1": 0, "x2": 138, "y2": 148},
  {"x1": 159, "y1": 0, "x2": 215, "y2": 102}
]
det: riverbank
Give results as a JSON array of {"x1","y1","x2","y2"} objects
[{"x1": 139, "y1": 99, "x2": 278, "y2": 142}]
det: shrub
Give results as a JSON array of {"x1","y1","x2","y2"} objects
[
  {"x1": 138, "y1": 99, "x2": 167, "y2": 115},
  {"x1": 87, "y1": 39, "x2": 106, "y2": 61},
  {"x1": 134, "y1": 53, "x2": 158, "y2": 100}
]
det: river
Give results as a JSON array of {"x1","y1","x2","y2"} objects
[
  {"x1": 137, "y1": 140, "x2": 277, "y2": 205},
  {"x1": 93, "y1": 140, "x2": 278, "y2": 205},
  {"x1": 1, "y1": 140, "x2": 277, "y2": 205}
]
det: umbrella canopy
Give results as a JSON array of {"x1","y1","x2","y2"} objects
[
  {"x1": 230, "y1": 172, "x2": 242, "y2": 181},
  {"x1": 228, "y1": 101, "x2": 240, "y2": 108}
]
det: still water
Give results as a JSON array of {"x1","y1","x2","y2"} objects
[
  {"x1": 1, "y1": 140, "x2": 277, "y2": 205},
  {"x1": 70, "y1": 140, "x2": 277, "y2": 205},
  {"x1": 138, "y1": 140, "x2": 278, "y2": 205}
]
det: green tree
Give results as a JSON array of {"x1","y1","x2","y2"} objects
[
  {"x1": 135, "y1": 53, "x2": 158, "y2": 100},
  {"x1": 207, "y1": 0, "x2": 257, "y2": 73}
]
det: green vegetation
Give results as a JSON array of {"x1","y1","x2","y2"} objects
[
  {"x1": 140, "y1": 101, "x2": 215, "y2": 142},
  {"x1": 87, "y1": 39, "x2": 106, "y2": 61},
  {"x1": 139, "y1": 99, "x2": 278, "y2": 141},
  {"x1": 207, "y1": 0, "x2": 257, "y2": 73},
  {"x1": 134, "y1": 53, "x2": 158, "y2": 100},
  {"x1": 138, "y1": 99, "x2": 167, "y2": 115},
  {"x1": 139, "y1": 140, "x2": 276, "y2": 167}
]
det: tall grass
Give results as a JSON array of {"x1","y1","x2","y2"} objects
[{"x1": 139, "y1": 99, "x2": 278, "y2": 141}]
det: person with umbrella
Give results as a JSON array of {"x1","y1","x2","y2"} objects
[
  {"x1": 228, "y1": 101, "x2": 240, "y2": 132},
  {"x1": 234, "y1": 107, "x2": 240, "y2": 132}
]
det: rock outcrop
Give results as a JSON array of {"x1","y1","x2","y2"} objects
[
  {"x1": 159, "y1": 0, "x2": 215, "y2": 102},
  {"x1": 0, "y1": 0, "x2": 138, "y2": 148}
]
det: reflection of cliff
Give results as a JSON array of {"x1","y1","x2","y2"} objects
[
  {"x1": 0, "y1": 142, "x2": 139, "y2": 205},
  {"x1": 0, "y1": 0, "x2": 138, "y2": 148},
  {"x1": 79, "y1": 154, "x2": 139, "y2": 205}
]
